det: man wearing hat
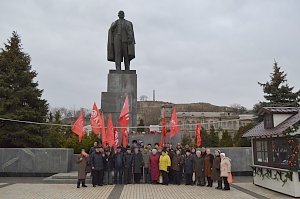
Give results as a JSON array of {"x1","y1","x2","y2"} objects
[
  {"x1": 114, "y1": 146, "x2": 125, "y2": 184},
  {"x1": 184, "y1": 149, "x2": 194, "y2": 185},
  {"x1": 91, "y1": 145, "x2": 105, "y2": 187},
  {"x1": 124, "y1": 146, "x2": 134, "y2": 184}
]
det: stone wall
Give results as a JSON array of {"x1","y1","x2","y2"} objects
[{"x1": 0, "y1": 148, "x2": 73, "y2": 175}]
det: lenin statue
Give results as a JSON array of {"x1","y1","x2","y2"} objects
[{"x1": 107, "y1": 11, "x2": 136, "y2": 70}]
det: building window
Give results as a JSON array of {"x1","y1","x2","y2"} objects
[
  {"x1": 272, "y1": 139, "x2": 289, "y2": 165},
  {"x1": 256, "y1": 140, "x2": 268, "y2": 163},
  {"x1": 264, "y1": 113, "x2": 274, "y2": 129}
]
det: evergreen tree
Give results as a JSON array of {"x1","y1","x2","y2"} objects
[
  {"x1": 255, "y1": 61, "x2": 300, "y2": 115},
  {"x1": 220, "y1": 130, "x2": 233, "y2": 147},
  {"x1": 198, "y1": 127, "x2": 208, "y2": 147},
  {"x1": 207, "y1": 125, "x2": 219, "y2": 147},
  {"x1": 0, "y1": 31, "x2": 48, "y2": 147},
  {"x1": 44, "y1": 111, "x2": 66, "y2": 148},
  {"x1": 233, "y1": 123, "x2": 253, "y2": 147}
]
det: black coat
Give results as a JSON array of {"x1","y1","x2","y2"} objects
[
  {"x1": 114, "y1": 152, "x2": 124, "y2": 169},
  {"x1": 133, "y1": 152, "x2": 144, "y2": 173},
  {"x1": 104, "y1": 154, "x2": 114, "y2": 171},
  {"x1": 91, "y1": 152, "x2": 104, "y2": 171},
  {"x1": 194, "y1": 156, "x2": 205, "y2": 178},
  {"x1": 124, "y1": 152, "x2": 133, "y2": 169},
  {"x1": 184, "y1": 155, "x2": 194, "y2": 174}
]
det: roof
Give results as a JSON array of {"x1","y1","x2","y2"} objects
[
  {"x1": 258, "y1": 107, "x2": 299, "y2": 115},
  {"x1": 243, "y1": 111, "x2": 300, "y2": 138}
]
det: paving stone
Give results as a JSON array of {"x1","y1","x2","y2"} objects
[{"x1": 0, "y1": 184, "x2": 114, "y2": 199}]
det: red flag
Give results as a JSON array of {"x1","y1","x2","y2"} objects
[
  {"x1": 196, "y1": 123, "x2": 202, "y2": 147},
  {"x1": 119, "y1": 96, "x2": 130, "y2": 147},
  {"x1": 101, "y1": 112, "x2": 107, "y2": 147},
  {"x1": 72, "y1": 110, "x2": 85, "y2": 142},
  {"x1": 114, "y1": 128, "x2": 118, "y2": 148},
  {"x1": 90, "y1": 102, "x2": 102, "y2": 135},
  {"x1": 170, "y1": 107, "x2": 179, "y2": 138},
  {"x1": 106, "y1": 114, "x2": 115, "y2": 147},
  {"x1": 160, "y1": 109, "x2": 167, "y2": 147}
]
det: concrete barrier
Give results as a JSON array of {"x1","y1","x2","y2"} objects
[{"x1": 0, "y1": 148, "x2": 74, "y2": 176}]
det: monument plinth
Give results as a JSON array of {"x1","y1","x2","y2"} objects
[{"x1": 101, "y1": 70, "x2": 137, "y2": 129}]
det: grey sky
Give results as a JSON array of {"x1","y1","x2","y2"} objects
[{"x1": 1, "y1": 0, "x2": 299, "y2": 110}]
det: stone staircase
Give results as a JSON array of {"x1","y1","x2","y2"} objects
[{"x1": 43, "y1": 171, "x2": 92, "y2": 184}]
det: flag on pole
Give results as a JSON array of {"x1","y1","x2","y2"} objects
[
  {"x1": 106, "y1": 114, "x2": 115, "y2": 147},
  {"x1": 90, "y1": 102, "x2": 102, "y2": 135},
  {"x1": 170, "y1": 107, "x2": 179, "y2": 138},
  {"x1": 119, "y1": 96, "x2": 129, "y2": 147},
  {"x1": 72, "y1": 110, "x2": 85, "y2": 142},
  {"x1": 195, "y1": 123, "x2": 202, "y2": 147},
  {"x1": 160, "y1": 109, "x2": 167, "y2": 147},
  {"x1": 114, "y1": 128, "x2": 118, "y2": 148},
  {"x1": 101, "y1": 112, "x2": 107, "y2": 147}
]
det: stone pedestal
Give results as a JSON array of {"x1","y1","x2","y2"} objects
[{"x1": 101, "y1": 70, "x2": 137, "y2": 129}]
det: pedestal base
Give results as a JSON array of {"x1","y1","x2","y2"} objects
[{"x1": 101, "y1": 70, "x2": 137, "y2": 129}]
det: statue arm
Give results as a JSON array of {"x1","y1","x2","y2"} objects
[{"x1": 126, "y1": 21, "x2": 135, "y2": 44}]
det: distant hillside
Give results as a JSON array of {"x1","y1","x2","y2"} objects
[{"x1": 137, "y1": 101, "x2": 240, "y2": 125}]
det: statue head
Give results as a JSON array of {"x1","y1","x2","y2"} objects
[{"x1": 118, "y1": 10, "x2": 125, "y2": 19}]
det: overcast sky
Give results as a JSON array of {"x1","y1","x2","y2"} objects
[{"x1": 1, "y1": 0, "x2": 299, "y2": 110}]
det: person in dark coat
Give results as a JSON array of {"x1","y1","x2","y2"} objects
[
  {"x1": 77, "y1": 149, "x2": 89, "y2": 188},
  {"x1": 212, "y1": 149, "x2": 222, "y2": 189},
  {"x1": 184, "y1": 149, "x2": 194, "y2": 185},
  {"x1": 171, "y1": 149, "x2": 183, "y2": 185},
  {"x1": 133, "y1": 147, "x2": 144, "y2": 183},
  {"x1": 142, "y1": 146, "x2": 151, "y2": 183},
  {"x1": 114, "y1": 146, "x2": 124, "y2": 184},
  {"x1": 124, "y1": 146, "x2": 134, "y2": 184},
  {"x1": 89, "y1": 141, "x2": 98, "y2": 154},
  {"x1": 194, "y1": 150, "x2": 205, "y2": 186},
  {"x1": 204, "y1": 148, "x2": 214, "y2": 187},
  {"x1": 104, "y1": 150, "x2": 114, "y2": 185},
  {"x1": 91, "y1": 146, "x2": 105, "y2": 187},
  {"x1": 149, "y1": 148, "x2": 160, "y2": 184}
]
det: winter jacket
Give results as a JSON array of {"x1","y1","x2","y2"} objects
[
  {"x1": 91, "y1": 152, "x2": 104, "y2": 171},
  {"x1": 184, "y1": 155, "x2": 194, "y2": 174},
  {"x1": 133, "y1": 152, "x2": 144, "y2": 173},
  {"x1": 220, "y1": 157, "x2": 231, "y2": 177},
  {"x1": 212, "y1": 156, "x2": 221, "y2": 181},
  {"x1": 171, "y1": 154, "x2": 183, "y2": 171},
  {"x1": 159, "y1": 153, "x2": 171, "y2": 172},
  {"x1": 194, "y1": 156, "x2": 204, "y2": 178},
  {"x1": 114, "y1": 152, "x2": 124, "y2": 169}
]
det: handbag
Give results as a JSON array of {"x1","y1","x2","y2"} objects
[
  {"x1": 192, "y1": 172, "x2": 196, "y2": 182},
  {"x1": 227, "y1": 172, "x2": 233, "y2": 184},
  {"x1": 159, "y1": 174, "x2": 163, "y2": 184}
]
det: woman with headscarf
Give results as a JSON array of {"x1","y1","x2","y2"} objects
[
  {"x1": 220, "y1": 153, "x2": 231, "y2": 190},
  {"x1": 149, "y1": 148, "x2": 160, "y2": 184},
  {"x1": 77, "y1": 149, "x2": 89, "y2": 188},
  {"x1": 212, "y1": 149, "x2": 222, "y2": 189},
  {"x1": 204, "y1": 148, "x2": 214, "y2": 187}
]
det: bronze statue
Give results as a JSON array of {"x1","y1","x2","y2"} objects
[{"x1": 107, "y1": 11, "x2": 135, "y2": 70}]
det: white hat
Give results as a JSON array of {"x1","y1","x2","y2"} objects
[{"x1": 220, "y1": 153, "x2": 226, "y2": 157}]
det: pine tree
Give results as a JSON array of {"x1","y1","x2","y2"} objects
[
  {"x1": 257, "y1": 61, "x2": 300, "y2": 108},
  {"x1": 0, "y1": 31, "x2": 49, "y2": 147},
  {"x1": 233, "y1": 123, "x2": 253, "y2": 147},
  {"x1": 220, "y1": 130, "x2": 233, "y2": 147},
  {"x1": 207, "y1": 125, "x2": 219, "y2": 147}
]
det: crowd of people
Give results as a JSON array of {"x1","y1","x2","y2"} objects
[{"x1": 76, "y1": 141, "x2": 232, "y2": 191}]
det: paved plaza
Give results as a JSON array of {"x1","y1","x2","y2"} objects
[{"x1": 0, "y1": 178, "x2": 295, "y2": 199}]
